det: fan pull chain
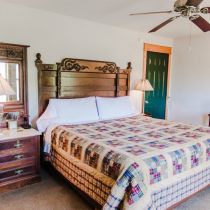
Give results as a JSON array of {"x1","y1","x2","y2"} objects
[{"x1": 188, "y1": 23, "x2": 192, "y2": 52}]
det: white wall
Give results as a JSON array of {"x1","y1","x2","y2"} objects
[
  {"x1": 0, "y1": 2, "x2": 173, "y2": 124},
  {"x1": 169, "y1": 33, "x2": 210, "y2": 126}
]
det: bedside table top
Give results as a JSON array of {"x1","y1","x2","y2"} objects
[{"x1": 0, "y1": 128, "x2": 41, "y2": 142}]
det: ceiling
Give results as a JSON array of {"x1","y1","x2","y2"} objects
[{"x1": 2, "y1": 0, "x2": 210, "y2": 38}]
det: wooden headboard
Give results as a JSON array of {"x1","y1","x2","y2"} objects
[{"x1": 35, "y1": 53, "x2": 132, "y2": 116}]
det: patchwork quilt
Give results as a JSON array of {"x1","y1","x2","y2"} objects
[{"x1": 46, "y1": 115, "x2": 210, "y2": 210}]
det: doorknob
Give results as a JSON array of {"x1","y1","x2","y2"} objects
[{"x1": 145, "y1": 100, "x2": 149, "y2": 104}]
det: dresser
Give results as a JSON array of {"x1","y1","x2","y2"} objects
[{"x1": 0, "y1": 128, "x2": 41, "y2": 193}]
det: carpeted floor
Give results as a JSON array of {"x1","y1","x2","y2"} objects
[
  {"x1": 0, "y1": 169, "x2": 209, "y2": 210},
  {"x1": 0, "y1": 169, "x2": 92, "y2": 210}
]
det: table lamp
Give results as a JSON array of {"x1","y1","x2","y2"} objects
[{"x1": 135, "y1": 79, "x2": 154, "y2": 115}]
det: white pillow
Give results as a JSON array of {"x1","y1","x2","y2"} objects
[
  {"x1": 96, "y1": 96, "x2": 139, "y2": 120},
  {"x1": 36, "y1": 97, "x2": 99, "y2": 132},
  {"x1": 36, "y1": 103, "x2": 58, "y2": 132}
]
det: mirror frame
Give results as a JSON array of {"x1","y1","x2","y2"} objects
[{"x1": 0, "y1": 43, "x2": 29, "y2": 118}]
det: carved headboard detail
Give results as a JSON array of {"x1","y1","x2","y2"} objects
[{"x1": 35, "y1": 53, "x2": 131, "y2": 116}]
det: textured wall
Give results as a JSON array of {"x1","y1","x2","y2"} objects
[
  {"x1": 170, "y1": 33, "x2": 210, "y2": 126},
  {"x1": 0, "y1": 2, "x2": 173, "y2": 124}
]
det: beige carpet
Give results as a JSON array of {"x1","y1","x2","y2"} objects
[
  {"x1": 174, "y1": 186, "x2": 210, "y2": 210},
  {"x1": 0, "y1": 170, "x2": 92, "y2": 210},
  {"x1": 0, "y1": 169, "x2": 209, "y2": 210}
]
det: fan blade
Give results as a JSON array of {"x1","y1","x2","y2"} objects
[
  {"x1": 190, "y1": 15, "x2": 210, "y2": 32},
  {"x1": 174, "y1": 0, "x2": 188, "y2": 7},
  {"x1": 186, "y1": 0, "x2": 204, "y2": 7},
  {"x1": 130, "y1": 11, "x2": 173, "y2": 16},
  {"x1": 149, "y1": 16, "x2": 179, "y2": 33},
  {"x1": 201, "y1": 7, "x2": 210, "y2": 14}
]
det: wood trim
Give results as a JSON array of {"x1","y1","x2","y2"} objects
[
  {"x1": 142, "y1": 43, "x2": 172, "y2": 119},
  {"x1": 0, "y1": 175, "x2": 41, "y2": 193},
  {"x1": 0, "y1": 42, "x2": 30, "y2": 48},
  {"x1": 0, "y1": 43, "x2": 29, "y2": 125},
  {"x1": 165, "y1": 52, "x2": 172, "y2": 119},
  {"x1": 144, "y1": 43, "x2": 172, "y2": 55}
]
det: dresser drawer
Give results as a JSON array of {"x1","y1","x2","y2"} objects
[
  {"x1": 0, "y1": 138, "x2": 36, "y2": 151},
  {"x1": 0, "y1": 138, "x2": 37, "y2": 158},
  {"x1": 0, "y1": 156, "x2": 36, "y2": 171},
  {"x1": 0, "y1": 165, "x2": 36, "y2": 183},
  {"x1": 0, "y1": 152, "x2": 35, "y2": 164}
]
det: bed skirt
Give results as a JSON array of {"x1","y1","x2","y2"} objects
[
  {"x1": 49, "y1": 145, "x2": 210, "y2": 210},
  {"x1": 50, "y1": 146, "x2": 115, "y2": 207},
  {"x1": 151, "y1": 167, "x2": 210, "y2": 209}
]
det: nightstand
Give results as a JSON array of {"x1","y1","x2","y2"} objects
[{"x1": 0, "y1": 128, "x2": 41, "y2": 193}]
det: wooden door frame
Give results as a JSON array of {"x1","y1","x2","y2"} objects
[{"x1": 142, "y1": 43, "x2": 172, "y2": 119}]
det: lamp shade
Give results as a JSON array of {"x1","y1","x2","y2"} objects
[
  {"x1": 0, "y1": 74, "x2": 16, "y2": 96},
  {"x1": 135, "y1": 79, "x2": 154, "y2": 91}
]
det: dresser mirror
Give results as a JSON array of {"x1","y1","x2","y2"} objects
[
  {"x1": 0, "y1": 43, "x2": 29, "y2": 124},
  {"x1": 0, "y1": 61, "x2": 20, "y2": 102}
]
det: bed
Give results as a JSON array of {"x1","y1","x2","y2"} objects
[{"x1": 35, "y1": 54, "x2": 210, "y2": 210}]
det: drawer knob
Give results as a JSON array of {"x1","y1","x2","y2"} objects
[
  {"x1": 14, "y1": 154, "x2": 24, "y2": 160},
  {"x1": 14, "y1": 140, "x2": 23, "y2": 148},
  {"x1": 15, "y1": 169, "x2": 24, "y2": 175}
]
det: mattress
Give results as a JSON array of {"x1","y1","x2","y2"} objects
[{"x1": 44, "y1": 115, "x2": 210, "y2": 210}]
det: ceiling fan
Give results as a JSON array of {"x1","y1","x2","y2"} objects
[{"x1": 130, "y1": 0, "x2": 210, "y2": 32}]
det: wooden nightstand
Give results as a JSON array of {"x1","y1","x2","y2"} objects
[{"x1": 0, "y1": 128, "x2": 41, "y2": 193}]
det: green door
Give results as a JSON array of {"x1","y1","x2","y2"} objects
[{"x1": 144, "y1": 51, "x2": 169, "y2": 119}]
